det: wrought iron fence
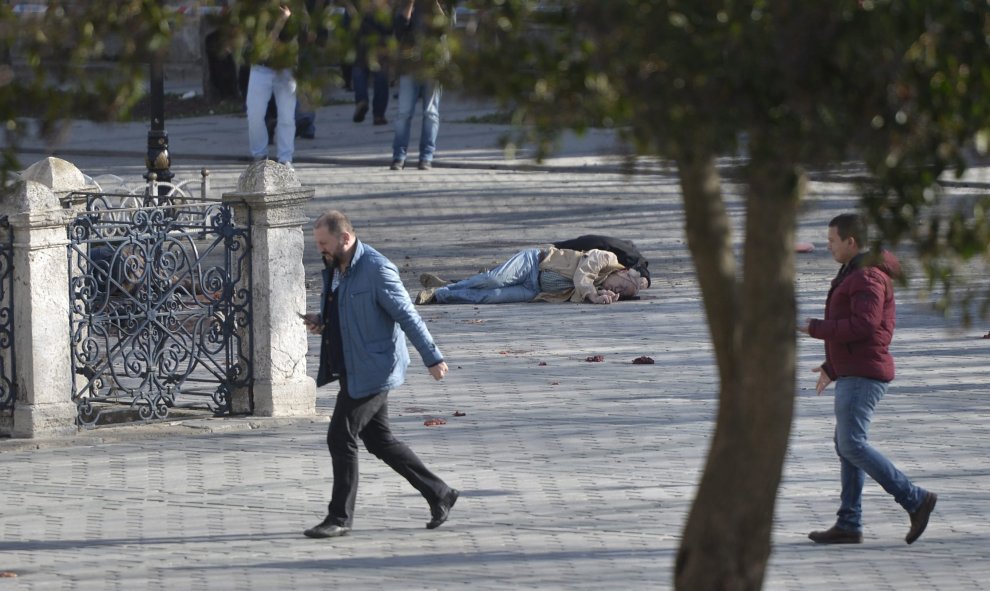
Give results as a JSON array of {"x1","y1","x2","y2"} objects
[
  {"x1": 67, "y1": 190, "x2": 252, "y2": 426},
  {"x1": 0, "y1": 215, "x2": 14, "y2": 415}
]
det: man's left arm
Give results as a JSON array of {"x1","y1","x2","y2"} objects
[{"x1": 375, "y1": 262, "x2": 444, "y2": 367}]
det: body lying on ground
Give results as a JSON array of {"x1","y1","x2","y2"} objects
[{"x1": 415, "y1": 247, "x2": 643, "y2": 305}]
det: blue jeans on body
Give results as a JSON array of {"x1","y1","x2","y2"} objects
[
  {"x1": 435, "y1": 248, "x2": 542, "y2": 304},
  {"x1": 246, "y1": 65, "x2": 296, "y2": 163},
  {"x1": 392, "y1": 75, "x2": 441, "y2": 163},
  {"x1": 353, "y1": 64, "x2": 389, "y2": 117},
  {"x1": 833, "y1": 376, "x2": 926, "y2": 532}
]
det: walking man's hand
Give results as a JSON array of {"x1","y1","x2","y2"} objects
[
  {"x1": 812, "y1": 366, "x2": 832, "y2": 395},
  {"x1": 300, "y1": 312, "x2": 322, "y2": 335},
  {"x1": 429, "y1": 361, "x2": 448, "y2": 381}
]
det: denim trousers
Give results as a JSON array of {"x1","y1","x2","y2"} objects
[
  {"x1": 833, "y1": 376, "x2": 926, "y2": 532},
  {"x1": 435, "y1": 248, "x2": 542, "y2": 304},
  {"x1": 246, "y1": 65, "x2": 296, "y2": 163},
  {"x1": 352, "y1": 64, "x2": 389, "y2": 117},
  {"x1": 326, "y1": 376, "x2": 449, "y2": 527},
  {"x1": 391, "y1": 75, "x2": 441, "y2": 163}
]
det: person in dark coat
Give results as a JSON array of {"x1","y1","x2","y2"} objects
[{"x1": 800, "y1": 213, "x2": 937, "y2": 546}]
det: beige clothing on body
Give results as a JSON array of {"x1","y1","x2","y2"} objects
[{"x1": 534, "y1": 247, "x2": 624, "y2": 303}]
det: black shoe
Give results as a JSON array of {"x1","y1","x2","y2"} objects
[
  {"x1": 427, "y1": 488, "x2": 459, "y2": 529},
  {"x1": 304, "y1": 518, "x2": 350, "y2": 539},
  {"x1": 373, "y1": 115, "x2": 388, "y2": 126},
  {"x1": 390, "y1": 160, "x2": 405, "y2": 171},
  {"x1": 906, "y1": 491, "x2": 937, "y2": 544},
  {"x1": 808, "y1": 525, "x2": 862, "y2": 544},
  {"x1": 353, "y1": 101, "x2": 369, "y2": 123},
  {"x1": 418, "y1": 159, "x2": 432, "y2": 171}
]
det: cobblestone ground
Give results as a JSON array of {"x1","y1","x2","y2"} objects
[{"x1": 1, "y1": 147, "x2": 988, "y2": 590}]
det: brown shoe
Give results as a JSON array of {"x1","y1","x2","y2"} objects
[
  {"x1": 808, "y1": 525, "x2": 862, "y2": 544},
  {"x1": 415, "y1": 288, "x2": 437, "y2": 305},
  {"x1": 905, "y1": 491, "x2": 937, "y2": 544},
  {"x1": 373, "y1": 115, "x2": 388, "y2": 125},
  {"x1": 419, "y1": 273, "x2": 449, "y2": 288}
]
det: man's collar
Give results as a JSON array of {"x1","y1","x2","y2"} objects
[{"x1": 340, "y1": 240, "x2": 364, "y2": 272}]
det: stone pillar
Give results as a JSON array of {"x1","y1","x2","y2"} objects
[
  {"x1": 0, "y1": 181, "x2": 77, "y2": 437},
  {"x1": 222, "y1": 161, "x2": 316, "y2": 416},
  {"x1": 21, "y1": 156, "x2": 97, "y2": 208}
]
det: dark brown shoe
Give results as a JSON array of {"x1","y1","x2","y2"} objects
[
  {"x1": 808, "y1": 525, "x2": 862, "y2": 544},
  {"x1": 905, "y1": 491, "x2": 937, "y2": 544}
]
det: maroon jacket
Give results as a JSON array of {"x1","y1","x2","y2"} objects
[{"x1": 809, "y1": 250, "x2": 900, "y2": 382}]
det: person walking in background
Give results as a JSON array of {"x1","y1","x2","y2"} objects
[
  {"x1": 300, "y1": 210, "x2": 459, "y2": 538},
  {"x1": 390, "y1": 0, "x2": 447, "y2": 171},
  {"x1": 245, "y1": 1, "x2": 303, "y2": 168},
  {"x1": 800, "y1": 213, "x2": 937, "y2": 545},
  {"x1": 349, "y1": 0, "x2": 392, "y2": 125}
]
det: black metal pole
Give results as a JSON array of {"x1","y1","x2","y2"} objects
[{"x1": 145, "y1": 47, "x2": 173, "y2": 186}]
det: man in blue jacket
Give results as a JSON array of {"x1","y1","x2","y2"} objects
[{"x1": 301, "y1": 210, "x2": 457, "y2": 538}]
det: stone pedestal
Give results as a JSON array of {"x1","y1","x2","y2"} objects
[
  {"x1": 223, "y1": 160, "x2": 316, "y2": 416},
  {"x1": 0, "y1": 180, "x2": 77, "y2": 437}
]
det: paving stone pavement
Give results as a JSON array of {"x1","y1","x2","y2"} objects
[{"x1": 2, "y1": 94, "x2": 989, "y2": 590}]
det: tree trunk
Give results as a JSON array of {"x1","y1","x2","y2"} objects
[{"x1": 674, "y1": 152, "x2": 804, "y2": 590}]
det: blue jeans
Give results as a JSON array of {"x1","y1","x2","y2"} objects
[
  {"x1": 392, "y1": 75, "x2": 441, "y2": 163},
  {"x1": 435, "y1": 249, "x2": 542, "y2": 304},
  {"x1": 833, "y1": 377, "x2": 926, "y2": 532},
  {"x1": 353, "y1": 64, "x2": 389, "y2": 117},
  {"x1": 246, "y1": 65, "x2": 296, "y2": 163}
]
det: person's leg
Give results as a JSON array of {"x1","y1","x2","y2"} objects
[
  {"x1": 245, "y1": 65, "x2": 274, "y2": 160},
  {"x1": 436, "y1": 284, "x2": 543, "y2": 304},
  {"x1": 417, "y1": 80, "x2": 442, "y2": 163},
  {"x1": 295, "y1": 96, "x2": 316, "y2": 139},
  {"x1": 443, "y1": 248, "x2": 542, "y2": 291},
  {"x1": 371, "y1": 65, "x2": 390, "y2": 120},
  {"x1": 326, "y1": 384, "x2": 388, "y2": 528},
  {"x1": 834, "y1": 377, "x2": 927, "y2": 528},
  {"x1": 359, "y1": 395, "x2": 450, "y2": 504},
  {"x1": 392, "y1": 75, "x2": 420, "y2": 164},
  {"x1": 352, "y1": 64, "x2": 370, "y2": 121},
  {"x1": 834, "y1": 429, "x2": 867, "y2": 533},
  {"x1": 272, "y1": 69, "x2": 297, "y2": 164},
  {"x1": 434, "y1": 249, "x2": 543, "y2": 304}
]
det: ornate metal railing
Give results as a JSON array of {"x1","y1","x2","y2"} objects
[
  {"x1": 67, "y1": 191, "x2": 252, "y2": 426},
  {"x1": 0, "y1": 215, "x2": 14, "y2": 415}
]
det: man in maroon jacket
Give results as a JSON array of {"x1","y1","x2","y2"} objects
[{"x1": 800, "y1": 213, "x2": 937, "y2": 545}]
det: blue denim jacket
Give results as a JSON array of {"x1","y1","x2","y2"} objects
[{"x1": 317, "y1": 241, "x2": 443, "y2": 398}]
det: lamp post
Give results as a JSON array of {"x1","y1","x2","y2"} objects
[{"x1": 144, "y1": 43, "x2": 174, "y2": 188}]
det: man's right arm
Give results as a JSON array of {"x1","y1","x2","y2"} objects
[{"x1": 571, "y1": 249, "x2": 620, "y2": 304}]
